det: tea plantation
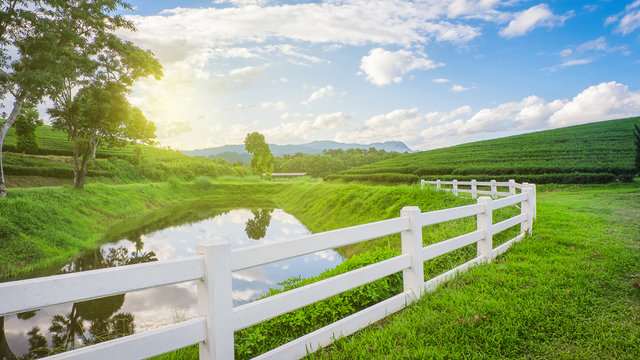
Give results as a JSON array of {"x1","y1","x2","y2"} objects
[{"x1": 330, "y1": 117, "x2": 638, "y2": 184}]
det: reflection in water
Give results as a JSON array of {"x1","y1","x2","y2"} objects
[
  {"x1": 245, "y1": 209, "x2": 273, "y2": 240},
  {"x1": 4, "y1": 246, "x2": 157, "y2": 358},
  {"x1": 4, "y1": 208, "x2": 341, "y2": 359}
]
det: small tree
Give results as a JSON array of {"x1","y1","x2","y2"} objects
[
  {"x1": 49, "y1": 83, "x2": 157, "y2": 188},
  {"x1": 244, "y1": 132, "x2": 274, "y2": 176},
  {"x1": 634, "y1": 122, "x2": 640, "y2": 176},
  {"x1": 15, "y1": 106, "x2": 43, "y2": 154}
]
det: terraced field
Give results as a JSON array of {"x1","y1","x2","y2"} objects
[
  {"x1": 330, "y1": 117, "x2": 639, "y2": 184},
  {"x1": 2, "y1": 125, "x2": 250, "y2": 185},
  {"x1": 3, "y1": 125, "x2": 186, "y2": 160}
]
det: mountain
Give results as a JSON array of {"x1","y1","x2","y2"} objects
[{"x1": 182, "y1": 140, "x2": 413, "y2": 158}]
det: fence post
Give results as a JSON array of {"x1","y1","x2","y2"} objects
[
  {"x1": 531, "y1": 184, "x2": 537, "y2": 219},
  {"x1": 471, "y1": 179, "x2": 477, "y2": 199},
  {"x1": 520, "y1": 186, "x2": 532, "y2": 236},
  {"x1": 420, "y1": 179, "x2": 424, "y2": 190},
  {"x1": 436, "y1": 179, "x2": 441, "y2": 191},
  {"x1": 476, "y1": 197, "x2": 493, "y2": 262},
  {"x1": 508, "y1": 179, "x2": 515, "y2": 196},
  {"x1": 490, "y1": 180, "x2": 497, "y2": 199},
  {"x1": 401, "y1": 206, "x2": 424, "y2": 300},
  {"x1": 197, "y1": 241, "x2": 234, "y2": 360},
  {"x1": 452, "y1": 179, "x2": 458, "y2": 196}
]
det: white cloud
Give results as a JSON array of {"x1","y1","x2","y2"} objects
[
  {"x1": 313, "y1": 112, "x2": 348, "y2": 129},
  {"x1": 360, "y1": 48, "x2": 441, "y2": 86},
  {"x1": 214, "y1": 0, "x2": 269, "y2": 7},
  {"x1": 433, "y1": 78, "x2": 450, "y2": 83},
  {"x1": 544, "y1": 58, "x2": 592, "y2": 72},
  {"x1": 452, "y1": 84, "x2": 471, "y2": 92},
  {"x1": 260, "y1": 101, "x2": 286, "y2": 111},
  {"x1": 301, "y1": 85, "x2": 334, "y2": 106},
  {"x1": 562, "y1": 36, "x2": 630, "y2": 58},
  {"x1": 551, "y1": 37, "x2": 629, "y2": 72},
  {"x1": 262, "y1": 44, "x2": 327, "y2": 66},
  {"x1": 500, "y1": 4, "x2": 571, "y2": 38},
  {"x1": 263, "y1": 112, "x2": 349, "y2": 142},
  {"x1": 577, "y1": 37, "x2": 607, "y2": 52},
  {"x1": 548, "y1": 81, "x2": 640, "y2": 127},
  {"x1": 354, "y1": 81, "x2": 640, "y2": 150},
  {"x1": 228, "y1": 65, "x2": 268, "y2": 87},
  {"x1": 335, "y1": 108, "x2": 424, "y2": 144},
  {"x1": 123, "y1": 1, "x2": 491, "y2": 56},
  {"x1": 608, "y1": 0, "x2": 640, "y2": 35}
]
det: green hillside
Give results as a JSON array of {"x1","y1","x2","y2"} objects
[
  {"x1": 3, "y1": 125, "x2": 186, "y2": 160},
  {"x1": 330, "y1": 117, "x2": 639, "y2": 184},
  {"x1": 2, "y1": 125, "x2": 250, "y2": 185}
]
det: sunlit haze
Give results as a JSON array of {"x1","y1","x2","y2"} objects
[{"x1": 115, "y1": 0, "x2": 640, "y2": 151}]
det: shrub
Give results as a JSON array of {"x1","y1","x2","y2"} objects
[
  {"x1": 167, "y1": 176, "x2": 181, "y2": 188},
  {"x1": 193, "y1": 176, "x2": 212, "y2": 190}
]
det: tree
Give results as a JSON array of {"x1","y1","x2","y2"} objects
[
  {"x1": 0, "y1": 0, "x2": 142, "y2": 196},
  {"x1": 49, "y1": 83, "x2": 158, "y2": 188},
  {"x1": 244, "y1": 132, "x2": 274, "y2": 176},
  {"x1": 14, "y1": 106, "x2": 43, "y2": 154},
  {"x1": 635, "y1": 122, "x2": 640, "y2": 176}
]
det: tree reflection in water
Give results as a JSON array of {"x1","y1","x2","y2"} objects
[
  {"x1": 20, "y1": 245, "x2": 157, "y2": 358},
  {"x1": 244, "y1": 209, "x2": 274, "y2": 240}
]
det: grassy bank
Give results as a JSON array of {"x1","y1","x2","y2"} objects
[
  {"x1": 0, "y1": 179, "x2": 507, "y2": 280},
  {"x1": 0, "y1": 178, "x2": 284, "y2": 279},
  {"x1": 6, "y1": 180, "x2": 631, "y2": 359},
  {"x1": 309, "y1": 182, "x2": 640, "y2": 359},
  {"x1": 2, "y1": 179, "x2": 521, "y2": 359},
  {"x1": 152, "y1": 182, "x2": 521, "y2": 359}
]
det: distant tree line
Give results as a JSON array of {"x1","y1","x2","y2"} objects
[{"x1": 274, "y1": 148, "x2": 401, "y2": 178}]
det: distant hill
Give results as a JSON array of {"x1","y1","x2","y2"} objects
[
  {"x1": 329, "y1": 117, "x2": 639, "y2": 184},
  {"x1": 182, "y1": 140, "x2": 413, "y2": 159}
]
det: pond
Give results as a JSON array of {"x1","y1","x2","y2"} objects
[{"x1": 1, "y1": 207, "x2": 343, "y2": 359}]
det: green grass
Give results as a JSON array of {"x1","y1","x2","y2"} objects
[
  {"x1": 151, "y1": 182, "x2": 521, "y2": 359},
  {"x1": 0, "y1": 179, "x2": 284, "y2": 279},
  {"x1": 3, "y1": 125, "x2": 186, "y2": 160},
  {"x1": 3, "y1": 180, "x2": 638, "y2": 359},
  {"x1": 2, "y1": 126, "x2": 252, "y2": 185},
  {"x1": 331, "y1": 117, "x2": 638, "y2": 184},
  {"x1": 307, "y1": 181, "x2": 640, "y2": 359}
]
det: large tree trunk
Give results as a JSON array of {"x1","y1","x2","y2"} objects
[
  {"x1": 0, "y1": 93, "x2": 27, "y2": 197},
  {"x1": 77, "y1": 152, "x2": 89, "y2": 188}
]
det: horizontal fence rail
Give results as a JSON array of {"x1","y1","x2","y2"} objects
[{"x1": 0, "y1": 181, "x2": 536, "y2": 360}]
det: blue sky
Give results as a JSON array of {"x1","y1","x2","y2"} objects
[{"x1": 118, "y1": 0, "x2": 640, "y2": 150}]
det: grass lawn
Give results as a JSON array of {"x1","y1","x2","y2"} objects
[{"x1": 308, "y1": 182, "x2": 640, "y2": 359}]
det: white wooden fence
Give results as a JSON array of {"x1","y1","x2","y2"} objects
[
  {"x1": 0, "y1": 181, "x2": 536, "y2": 360},
  {"x1": 421, "y1": 179, "x2": 536, "y2": 219}
]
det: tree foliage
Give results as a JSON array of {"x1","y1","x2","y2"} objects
[
  {"x1": 274, "y1": 147, "x2": 401, "y2": 178},
  {"x1": 14, "y1": 106, "x2": 43, "y2": 153},
  {"x1": 38, "y1": 0, "x2": 162, "y2": 189},
  {"x1": 244, "y1": 132, "x2": 274, "y2": 176},
  {"x1": 49, "y1": 82, "x2": 158, "y2": 188},
  {"x1": 0, "y1": 0, "x2": 153, "y2": 195}
]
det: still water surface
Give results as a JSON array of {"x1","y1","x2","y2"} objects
[{"x1": 1, "y1": 208, "x2": 343, "y2": 358}]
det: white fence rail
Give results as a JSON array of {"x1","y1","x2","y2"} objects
[
  {"x1": 421, "y1": 178, "x2": 536, "y2": 219},
  {"x1": 0, "y1": 181, "x2": 536, "y2": 360}
]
